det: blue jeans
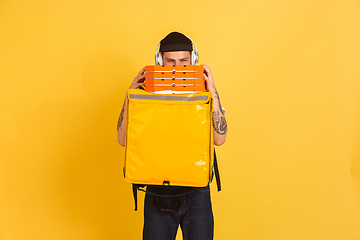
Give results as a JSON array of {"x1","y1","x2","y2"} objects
[{"x1": 143, "y1": 185, "x2": 214, "y2": 240}]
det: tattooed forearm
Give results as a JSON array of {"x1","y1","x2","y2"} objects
[
  {"x1": 213, "y1": 86, "x2": 224, "y2": 114},
  {"x1": 213, "y1": 111, "x2": 227, "y2": 135},
  {"x1": 213, "y1": 86, "x2": 219, "y2": 99},
  {"x1": 117, "y1": 100, "x2": 126, "y2": 130},
  {"x1": 220, "y1": 116, "x2": 227, "y2": 132}
]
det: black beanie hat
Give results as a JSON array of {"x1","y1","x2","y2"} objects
[{"x1": 159, "y1": 32, "x2": 193, "y2": 53}]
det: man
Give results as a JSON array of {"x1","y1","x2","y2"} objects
[{"x1": 117, "y1": 32, "x2": 227, "y2": 240}]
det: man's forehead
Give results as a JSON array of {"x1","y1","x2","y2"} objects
[{"x1": 163, "y1": 51, "x2": 190, "y2": 58}]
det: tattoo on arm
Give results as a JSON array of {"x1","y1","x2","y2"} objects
[
  {"x1": 213, "y1": 111, "x2": 227, "y2": 135},
  {"x1": 213, "y1": 86, "x2": 219, "y2": 99},
  {"x1": 117, "y1": 100, "x2": 126, "y2": 130},
  {"x1": 220, "y1": 116, "x2": 227, "y2": 132},
  {"x1": 213, "y1": 86, "x2": 224, "y2": 114}
]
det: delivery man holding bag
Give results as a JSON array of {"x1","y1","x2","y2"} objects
[{"x1": 117, "y1": 31, "x2": 227, "y2": 240}]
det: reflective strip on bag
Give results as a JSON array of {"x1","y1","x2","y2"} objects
[{"x1": 129, "y1": 94, "x2": 208, "y2": 102}]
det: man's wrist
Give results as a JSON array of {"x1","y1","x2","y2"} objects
[
  {"x1": 207, "y1": 83, "x2": 215, "y2": 92},
  {"x1": 208, "y1": 85, "x2": 217, "y2": 96}
]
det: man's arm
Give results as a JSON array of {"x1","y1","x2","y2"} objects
[
  {"x1": 117, "y1": 67, "x2": 146, "y2": 146},
  {"x1": 202, "y1": 65, "x2": 227, "y2": 146}
]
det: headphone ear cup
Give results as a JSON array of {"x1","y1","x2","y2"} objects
[
  {"x1": 191, "y1": 51, "x2": 198, "y2": 65},
  {"x1": 156, "y1": 52, "x2": 163, "y2": 65}
]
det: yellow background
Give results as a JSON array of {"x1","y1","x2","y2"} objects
[{"x1": 1, "y1": 0, "x2": 360, "y2": 239}]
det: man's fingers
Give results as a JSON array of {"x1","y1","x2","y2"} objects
[
  {"x1": 134, "y1": 67, "x2": 146, "y2": 79},
  {"x1": 201, "y1": 65, "x2": 212, "y2": 78},
  {"x1": 203, "y1": 71, "x2": 215, "y2": 90},
  {"x1": 137, "y1": 73, "x2": 145, "y2": 79},
  {"x1": 201, "y1": 64, "x2": 211, "y2": 72},
  {"x1": 203, "y1": 73, "x2": 209, "y2": 80},
  {"x1": 135, "y1": 82, "x2": 145, "y2": 88},
  {"x1": 137, "y1": 67, "x2": 146, "y2": 76},
  {"x1": 134, "y1": 74, "x2": 145, "y2": 82}
]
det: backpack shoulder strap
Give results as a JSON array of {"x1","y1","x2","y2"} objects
[
  {"x1": 132, "y1": 184, "x2": 145, "y2": 211},
  {"x1": 214, "y1": 150, "x2": 221, "y2": 191}
]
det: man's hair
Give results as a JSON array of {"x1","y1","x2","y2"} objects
[{"x1": 159, "y1": 32, "x2": 193, "y2": 53}]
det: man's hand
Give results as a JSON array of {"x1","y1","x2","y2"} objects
[
  {"x1": 201, "y1": 64, "x2": 216, "y2": 94},
  {"x1": 129, "y1": 67, "x2": 146, "y2": 89}
]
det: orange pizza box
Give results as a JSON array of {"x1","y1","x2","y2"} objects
[
  {"x1": 144, "y1": 65, "x2": 206, "y2": 93},
  {"x1": 145, "y1": 85, "x2": 206, "y2": 93}
]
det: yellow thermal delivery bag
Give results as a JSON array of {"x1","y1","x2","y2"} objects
[{"x1": 124, "y1": 88, "x2": 214, "y2": 187}]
